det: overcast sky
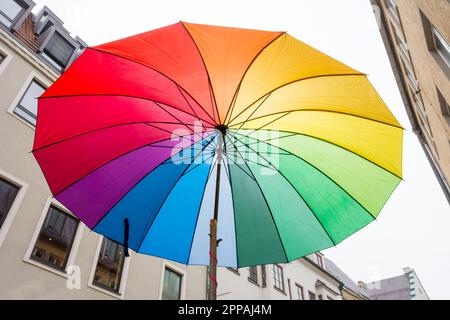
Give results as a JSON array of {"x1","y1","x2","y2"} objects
[{"x1": 32, "y1": 0, "x2": 450, "y2": 299}]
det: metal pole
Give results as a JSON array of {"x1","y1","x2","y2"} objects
[{"x1": 209, "y1": 129, "x2": 223, "y2": 300}]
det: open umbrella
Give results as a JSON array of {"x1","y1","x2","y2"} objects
[{"x1": 32, "y1": 22, "x2": 403, "y2": 299}]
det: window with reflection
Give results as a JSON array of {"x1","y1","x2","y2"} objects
[
  {"x1": 0, "y1": 0, "x2": 25, "y2": 28},
  {"x1": 30, "y1": 206, "x2": 79, "y2": 270},
  {"x1": 0, "y1": 177, "x2": 19, "y2": 230},
  {"x1": 93, "y1": 237, "x2": 126, "y2": 293},
  {"x1": 43, "y1": 32, "x2": 75, "y2": 70},
  {"x1": 162, "y1": 268, "x2": 182, "y2": 300},
  {"x1": 13, "y1": 80, "x2": 45, "y2": 126}
]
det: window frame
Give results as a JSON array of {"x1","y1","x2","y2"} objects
[
  {"x1": 7, "y1": 71, "x2": 51, "y2": 129},
  {"x1": 248, "y1": 265, "x2": 259, "y2": 285},
  {"x1": 295, "y1": 283, "x2": 304, "y2": 300},
  {"x1": 23, "y1": 197, "x2": 84, "y2": 278},
  {"x1": 42, "y1": 30, "x2": 77, "y2": 71},
  {"x1": 0, "y1": 169, "x2": 28, "y2": 248},
  {"x1": 308, "y1": 291, "x2": 317, "y2": 300},
  {"x1": 159, "y1": 262, "x2": 186, "y2": 300},
  {"x1": 0, "y1": 43, "x2": 13, "y2": 76},
  {"x1": 431, "y1": 26, "x2": 450, "y2": 70},
  {"x1": 272, "y1": 264, "x2": 285, "y2": 293},
  {"x1": 88, "y1": 235, "x2": 130, "y2": 299},
  {"x1": 0, "y1": 0, "x2": 27, "y2": 29}
]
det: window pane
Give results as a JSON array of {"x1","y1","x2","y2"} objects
[
  {"x1": 162, "y1": 268, "x2": 182, "y2": 300},
  {"x1": 93, "y1": 238, "x2": 125, "y2": 293},
  {"x1": 0, "y1": 53, "x2": 5, "y2": 64},
  {"x1": 0, "y1": 0, "x2": 23, "y2": 27},
  {"x1": 44, "y1": 32, "x2": 75, "y2": 68},
  {"x1": 0, "y1": 178, "x2": 19, "y2": 229},
  {"x1": 432, "y1": 27, "x2": 450, "y2": 68},
  {"x1": 249, "y1": 266, "x2": 258, "y2": 283},
  {"x1": 14, "y1": 80, "x2": 45, "y2": 126},
  {"x1": 30, "y1": 206, "x2": 79, "y2": 270}
]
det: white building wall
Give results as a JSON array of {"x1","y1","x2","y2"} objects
[{"x1": 217, "y1": 255, "x2": 342, "y2": 300}]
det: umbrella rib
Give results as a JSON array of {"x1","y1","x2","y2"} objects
[
  {"x1": 223, "y1": 32, "x2": 286, "y2": 124},
  {"x1": 134, "y1": 135, "x2": 217, "y2": 253},
  {"x1": 38, "y1": 93, "x2": 216, "y2": 127},
  {"x1": 180, "y1": 23, "x2": 221, "y2": 124},
  {"x1": 231, "y1": 128, "x2": 403, "y2": 180},
  {"x1": 32, "y1": 120, "x2": 209, "y2": 153},
  {"x1": 231, "y1": 131, "x2": 380, "y2": 220},
  {"x1": 50, "y1": 131, "x2": 214, "y2": 199},
  {"x1": 228, "y1": 131, "x2": 338, "y2": 246},
  {"x1": 227, "y1": 135, "x2": 289, "y2": 263},
  {"x1": 186, "y1": 156, "x2": 218, "y2": 264},
  {"x1": 88, "y1": 47, "x2": 218, "y2": 125},
  {"x1": 231, "y1": 109, "x2": 404, "y2": 130},
  {"x1": 226, "y1": 73, "x2": 364, "y2": 125}
]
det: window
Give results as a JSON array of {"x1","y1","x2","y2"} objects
[
  {"x1": 30, "y1": 205, "x2": 79, "y2": 271},
  {"x1": 248, "y1": 266, "x2": 258, "y2": 284},
  {"x1": 437, "y1": 87, "x2": 450, "y2": 119},
  {"x1": 273, "y1": 264, "x2": 285, "y2": 292},
  {"x1": 315, "y1": 253, "x2": 324, "y2": 269},
  {"x1": 162, "y1": 268, "x2": 182, "y2": 300},
  {"x1": 13, "y1": 80, "x2": 45, "y2": 126},
  {"x1": 0, "y1": 0, "x2": 25, "y2": 28},
  {"x1": 92, "y1": 238, "x2": 126, "y2": 294},
  {"x1": 43, "y1": 32, "x2": 75, "y2": 70},
  {"x1": 431, "y1": 26, "x2": 450, "y2": 69},
  {"x1": 0, "y1": 52, "x2": 5, "y2": 65},
  {"x1": 318, "y1": 294, "x2": 323, "y2": 300},
  {"x1": 0, "y1": 178, "x2": 19, "y2": 230},
  {"x1": 261, "y1": 265, "x2": 267, "y2": 287},
  {"x1": 386, "y1": 0, "x2": 401, "y2": 26},
  {"x1": 421, "y1": 11, "x2": 450, "y2": 71},
  {"x1": 308, "y1": 291, "x2": 316, "y2": 300},
  {"x1": 295, "y1": 284, "x2": 304, "y2": 300}
]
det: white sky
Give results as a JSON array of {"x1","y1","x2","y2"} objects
[{"x1": 33, "y1": 0, "x2": 450, "y2": 299}]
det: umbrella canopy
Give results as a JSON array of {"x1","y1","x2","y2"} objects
[{"x1": 33, "y1": 22, "x2": 403, "y2": 269}]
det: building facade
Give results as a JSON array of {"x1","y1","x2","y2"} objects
[
  {"x1": 360, "y1": 267, "x2": 429, "y2": 300},
  {"x1": 371, "y1": 0, "x2": 450, "y2": 202},
  {"x1": 217, "y1": 252, "x2": 367, "y2": 300},
  {"x1": 0, "y1": 1, "x2": 207, "y2": 300}
]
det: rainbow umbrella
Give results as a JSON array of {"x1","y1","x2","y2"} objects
[{"x1": 33, "y1": 22, "x2": 403, "y2": 299}]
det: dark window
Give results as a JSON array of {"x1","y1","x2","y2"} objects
[
  {"x1": 273, "y1": 264, "x2": 284, "y2": 292},
  {"x1": 93, "y1": 238, "x2": 126, "y2": 294},
  {"x1": 295, "y1": 284, "x2": 304, "y2": 300},
  {"x1": 248, "y1": 266, "x2": 258, "y2": 284},
  {"x1": 43, "y1": 32, "x2": 75, "y2": 69},
  {"x1": 13, "y1": 80, "x2": 46, "y2": 126},
  {"x1": 437, "y1": 87, "x2": 450, "y2": 119},
  {"x1": 308, "y1": 291, "x2": 316, "y2": 300},
  {"x1": 30, "y1": 206, "x2": 78, "y2": 271},
  {"x1": 318, "y1": 294, "x2": 323, "y2": 300},
  {"x1": 0, "y1": 52, "x2": 5, "y2": 65},
  {"x1": 0, "y1": 177, "x2": 19, "y2": 229},
  {"x1": 162, "y1": 268, "x2": 182, "y2": 300},
  {"x1": 0, "y1": 0, "x2": 25, "y2": 28}
]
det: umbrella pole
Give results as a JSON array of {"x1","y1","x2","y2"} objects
[{"x1": 209, "y1": 130, "x2": 223, "y2": 300}]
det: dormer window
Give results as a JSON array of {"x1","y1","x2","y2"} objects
[
  {"x1": 42, "y1": 31, "x2": 76, "y2": 70},
  {"x1": 0, "y1": 0, "x2": 26, "y2": 28}
]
